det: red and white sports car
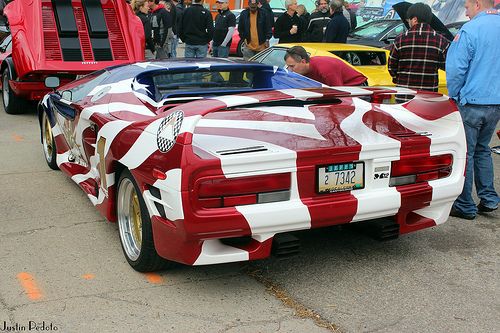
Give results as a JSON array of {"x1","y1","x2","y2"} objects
[{"x1": 39, "y1": 59, "x2": 466, "y2": 272}]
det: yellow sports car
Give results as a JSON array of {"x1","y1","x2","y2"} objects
[{"x1": 250, "y1": 43, "x2": 447, "y2": 94}]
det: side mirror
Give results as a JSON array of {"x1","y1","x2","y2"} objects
[
  {"x1": 61, "y1": 90, "x2": 72, "y2": 101},
  {"x1": 44, "y1": 76, "x2": 60, "y2": 89},
  {"x1": 382, "y1": 37, "x2": 395, "y2": 44}
]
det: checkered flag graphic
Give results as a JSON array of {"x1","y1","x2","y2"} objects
[{"x1": 157, "y1": 110, "x2": 184, "y2": 153}]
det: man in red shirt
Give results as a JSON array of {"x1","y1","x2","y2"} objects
[{"x1": 284, "y1": 46, "x2": 367, "y2": 86}]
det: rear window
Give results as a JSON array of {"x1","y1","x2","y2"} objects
[
  {"x1": 152, "y1": 70, "x2": 271, "y2": 99},
  {"x1": 329, "y1": 51, "x2": 387, "y2": 66}
]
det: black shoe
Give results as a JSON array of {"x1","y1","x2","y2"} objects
[
  {"x1": 477, "y1": 203, "x2": 498, "y2": 213},
  {"x1": 449, "y1": 207, "x2": 475, "y2": 220}
]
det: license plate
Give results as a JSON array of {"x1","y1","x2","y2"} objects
[{"x1": 317, "y1": 162, "x2": 365, "y2": 194}]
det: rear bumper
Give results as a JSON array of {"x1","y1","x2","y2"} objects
[{"x1": 149, "y1": 166, "x2": 464, "y2": 266}]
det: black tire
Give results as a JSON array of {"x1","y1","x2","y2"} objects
[
  {"x1": 2, "y1": 66, "x2": 27, "y2": 114},
  {"x1": 237, "y1": 40, "x2": 244, "y2": 57},
  {"x1": 41, "y1": 111, "x2": 59, "y2": 170},
  {"x1": 117, "y1": 169, "x2": 170, "y2": 272}
]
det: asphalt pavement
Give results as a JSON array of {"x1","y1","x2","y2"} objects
[{"x1": 0, "y1": 94, "x2": 498, "y2": 333}]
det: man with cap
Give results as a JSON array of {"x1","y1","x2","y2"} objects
[
  {"x1": 237, "y1": 0, "x2": 272, "y2": 60},
  {"x1": 212, "y1": 0, "x2": 236, "y2": 58}
]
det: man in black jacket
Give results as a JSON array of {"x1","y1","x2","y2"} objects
[
  {"x1": 259, "y1": 0, "x2": 275, "y2": 28},
  {"x1": 305, "y1": 0, "x2": 330, "y2": 42},
  {"x1": 324, "y1": 0, "x2": 349, "y2": 42},
  {"x1": 274, "y1": 0, "x2": 304, "y2": 43},
  {"x1": 180, "y1": 0, "x2": 213, "y2": 57},
  {"x1": 238, "y1": 0, "x2": 272, "y2": 60},
  {"x1": 149, "y1": 0, "x2": 173, "y2": 58}
]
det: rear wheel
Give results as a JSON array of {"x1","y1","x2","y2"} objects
[
  {"x1": 237, "y1": 40, "x2": 244, "y2": 57},
  {"x1": 41, "y1": 111, "x2": 59, "y2": 170},
  {"x1": 2, "y1": 66, "x2": 27, "y2": 114},
  {"x1": 117, "y1": 170, "x2": 170, "y2": 272}
]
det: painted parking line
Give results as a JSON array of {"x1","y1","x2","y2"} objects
[
  {"x1": 144, "y1": 273, "x2": 164, "y2": 284},
  {"x1": 16, "y1": 272, "x2": 43, "y2": 300},
  {"x1": 82, "y1": 274, "x2": 95, "y2": 280},
  {"x1": 12, "y1": 134, "x2": 24, "y2": 142}
]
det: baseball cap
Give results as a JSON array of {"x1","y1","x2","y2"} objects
[{"x1": 216, "y1": 0, "x2": 228, "y2": 3}]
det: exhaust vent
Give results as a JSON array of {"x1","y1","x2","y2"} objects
[
  {"x1": 391, "y1": 131, "x2": 432, "y2": 138},
  {"x1": 216, "y1": 146, "x2": 268, "y2": 156}
]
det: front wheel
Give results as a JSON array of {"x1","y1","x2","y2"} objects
[
  {"x1": 117, "y1": 170, "x2": 170, "y2": 272},
  {"x1": 41, "y1": 111, "x2": 59, "y2": 170},
  {"x1": 2, "y1": 66, "x2": 27, "y2": 114}
]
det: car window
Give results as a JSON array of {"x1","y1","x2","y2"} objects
[
  {"x1": 351, "y1": 20, "x2": 397, "y2": 38},
  {"x1": 251, "y1": 49, "x2": 272, "y2": 63},
  {"x1": 259, "y1": 48, "x2": 288, "y2": 68},
  {"x1": 153, "y1": 70, "x2": 266, "y2": 99},
  {"x1": 329, "y1": 51, "x2": 387, "y2": 66},
  {"x1": 385, "y1": 24, "x2": 405, "y2": 39},
  {"x1": 62, "y1": 70, "x2": 111, "y2": 102}
]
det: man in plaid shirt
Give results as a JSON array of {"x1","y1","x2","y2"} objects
[{"x1": 388, "y1": 3, "x2": 449, "y2": 99}]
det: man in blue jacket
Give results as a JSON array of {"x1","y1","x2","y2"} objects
[{"x1": 446, "y1": 0, "x2": 500, "y2": 220}]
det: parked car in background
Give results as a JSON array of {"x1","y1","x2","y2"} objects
[
  {"x1": 252, "y1": 43, "x2": 396, "y2": 87},
  {"x1": 1, "y1": 0, "x2": 145, "y2": 114},
  {"x1": 229, "y1": 8, "x2": 285, "y2": 57},
  {"x1": 251, "y1": 42, "x2": 449, "y2": 94},
  {"x1": 39, "y1": 58, "x2": 466, "y2": 271},
  {"x1": 348, "y1": 19, "x2": 406, "y2": 49}
]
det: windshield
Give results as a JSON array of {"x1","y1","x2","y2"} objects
[{"x1": 351, "y1": 20, "x2": 397, "y2": 38}]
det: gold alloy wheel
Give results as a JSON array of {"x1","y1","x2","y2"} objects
[
  {"x1": 131, "y1": 191, "x2": 143, "y2": 247},
  {"x1": 42, "y1": 113, "x2": 54, "y2": 163},
  {"x1": 118, "y1": 177, "x2": 143, "y2": 261}
]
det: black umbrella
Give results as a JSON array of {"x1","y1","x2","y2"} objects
[{"x1": 393, "y1": 1, "x2": 454, "y2": 41}]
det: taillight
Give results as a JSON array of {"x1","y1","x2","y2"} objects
[
  {"x1": 197, "y1": 173, "x2": 291, "y2": 208},
  {"x1": 390, "y1": 154, "x2": 453, "y2": 186}
]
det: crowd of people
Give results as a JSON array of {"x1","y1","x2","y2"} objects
[
  {"x1": 128, "y1": 0, "x2": 360, "y2": 59},
  {"x1": 129, "y1": 0, "x2": 499, "y2": 219}
]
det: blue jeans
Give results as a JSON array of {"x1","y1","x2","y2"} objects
[
  {"x1": 171, "y1": 36, "x2": 178, "y2": 58},
  {"x1": 185, "y1": 44, "x2": 208, "y2": 58},
  {"x1": 453, "y1": 104, "x2": 500, "y2": 215},
  {"x1": 212, "y1": 45, "x2": 229, "y2": 58}
]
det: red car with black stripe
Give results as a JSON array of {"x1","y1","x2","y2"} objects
[{"x1": 1, "y1": 0, "x2": 144, "y2": 114}]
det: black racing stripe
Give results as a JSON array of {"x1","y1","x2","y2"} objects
[
  {"x1": 52, "y1": 0, "x2": 82, "y2": 61},
  {"x1": 82, "y1": 0, "x2": 113, "y2": 61}
]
